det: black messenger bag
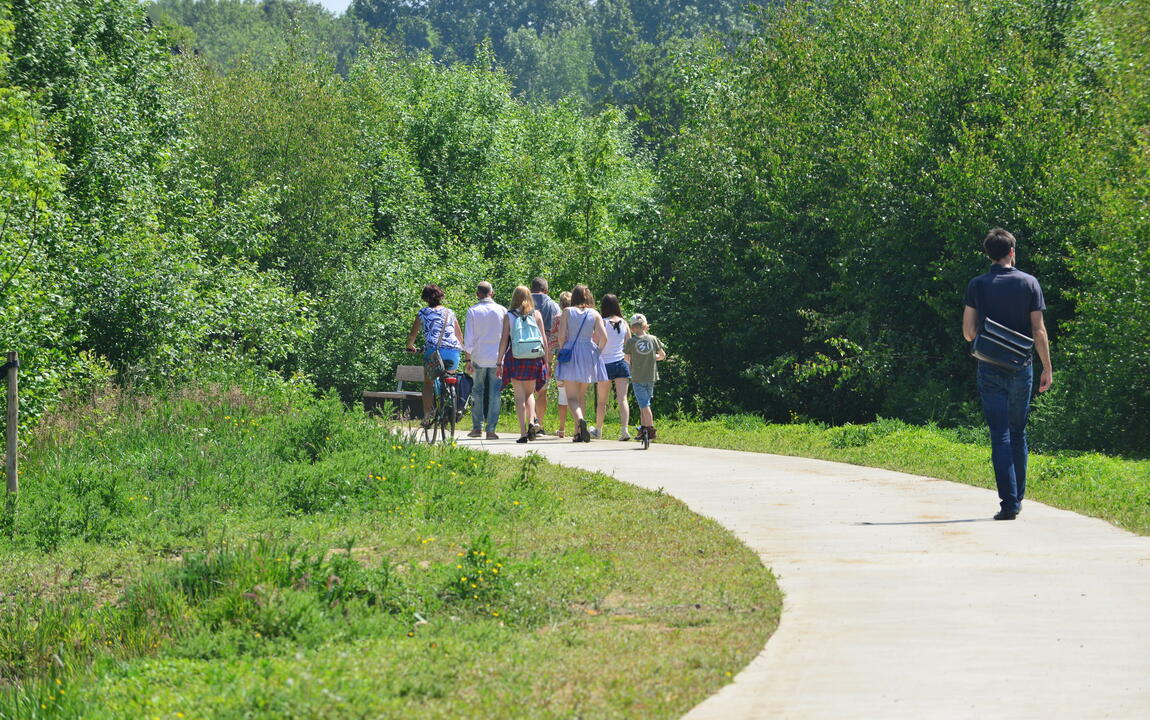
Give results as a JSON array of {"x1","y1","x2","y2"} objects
[{"x1": 970, "y1": 317, "x2": 1034, "y2": 372}]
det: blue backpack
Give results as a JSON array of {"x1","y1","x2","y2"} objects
[{"x1": 510, "y1": 311, "x2": 545, "y2": 359}]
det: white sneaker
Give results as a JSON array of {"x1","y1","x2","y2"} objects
[
  {"x1": 619, "y1": 430, "x2": 631, "y2": 441},
  {"x1": 589, "y1": 425, "x2": 600, "y2": 439}
]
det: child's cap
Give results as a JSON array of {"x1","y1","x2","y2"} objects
[{"x1": 628, "y1": 313, "x2": 647, "y2": 327}]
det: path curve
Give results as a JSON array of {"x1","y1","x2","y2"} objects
[{"x1": 460, "y1": 435, "x2": 1150, "y2": 719}]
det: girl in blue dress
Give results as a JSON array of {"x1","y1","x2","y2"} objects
[{"x1": 555, "y1": 284, "x2": 608, "y2": 442}]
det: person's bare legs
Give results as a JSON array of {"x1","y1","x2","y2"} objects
[
  {"x1": 640, "y1": 406, "x2": 653, "y2": 427},
  {"x1": 422, "y1": 377, "x2": 434, "y2": 419},
  {"x1": 524, "y1": 383, "x2": 536, "y2": 435},
  {"x1": 615, "y1": 378, "x2": 630, "y2": 437},
  {"x1": 567, "y1": 381, "x2": 588, "y2": 423},
  {"x1": 534, "y1": 383, "x2": 548, "y2": 430},
  {"x1": 556, "y1": 382, "x2": 568, "y2": 437},
  {"x1": 513, "y1": 380, "x2": 535, "y2": 437},
  {"x1": 595, "y1": 379, "x2": 610, "y2": 437}
]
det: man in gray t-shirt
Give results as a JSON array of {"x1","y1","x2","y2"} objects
[
  {"x1": 531, "y1": 280, "x2": 560, "y2": 336},
  {"x1": 530, "y1": 277, "x2": 561, "y2": 433}
]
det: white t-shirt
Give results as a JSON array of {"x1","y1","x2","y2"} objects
[{"x1": 601, "y1": 316, "x2": 628, "y2": 364}]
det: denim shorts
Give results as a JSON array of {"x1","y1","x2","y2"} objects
[
  {"x1": 604, "y1": 359, "x2": 631, "y2": 380},
  {"x1": 632, "y1": 381, "x2": 654, "y2": 409},
  {"x1": 423, "y1": 347, "x2": 460, "y2": 379}
]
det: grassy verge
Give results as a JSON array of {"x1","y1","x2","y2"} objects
[
  {"x1": 493, "y1": 388, "x2": 1150, "y2": 536},
  {"x1": 0, "y1": 387, "x2": 780, "y2": 719}
]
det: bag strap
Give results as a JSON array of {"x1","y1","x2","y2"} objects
[
  {"x1": 435, "y1": 308, "x2": 452, "y2": 350},
  {"x1": 571, "y1": 308, "x2": 590, "y2": 341}
]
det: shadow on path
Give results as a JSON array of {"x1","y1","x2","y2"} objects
[{"x1": 856, "y1": 518, "x2": 992, "y2": 526}]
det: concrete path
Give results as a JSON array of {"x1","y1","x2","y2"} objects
[{"x1": 459, "y1": 434, "x2": 1150, "y2": 719}]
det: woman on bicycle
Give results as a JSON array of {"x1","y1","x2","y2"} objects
[
  {"x1": 594, "y1": 294, "x2": 632, "y2": 441},
  {"x1": 406, "y1": 284, "x2": 465, "y2": 420},
  {"x1": 498, "y1": 285, "x2": 549, "y2": 444},
  {"x1": 555, "y1": 284, "x2": 608, "y2": 443}
]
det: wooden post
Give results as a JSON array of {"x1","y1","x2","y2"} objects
[{"x1": 5, "y1": 352, "x2": 16, "y2": 499}]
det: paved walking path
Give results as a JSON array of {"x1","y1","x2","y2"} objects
[{"x1": 459, "y1": 434, "x2": 1150, "y2": 719}]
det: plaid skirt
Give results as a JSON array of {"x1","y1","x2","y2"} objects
[{"x1": 502, "y1": 350, "x2": 549, "y2": 391}]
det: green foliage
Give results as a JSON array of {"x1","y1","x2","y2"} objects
[
  {"x1": 0, "y1": 2, "x2": 75, "y2": 426},
  {"x1": 623, "y1": 0, "x2": 1150, "y2": 453},
  {"x1": 180, "y1": 47, "x2": 366, "y2": 289},
  {"x1": 276, "y1": 390, "x2": 347, "y2": 464},
  {"x1": 1043, "y1": 0, "x2": 1150, "y2": 454},
  {"x1": 6, "y1": 0, "x2": 1150, "y2": 460},
  {"x1": 826, "y1": 417, "x2": 908, "y2": 449},
  {"x1": 0, "y1": 387, "x2": 778, "y2": 717},
  {"x1": 443, "y1": 533, "x2": 507, "y2": 606},
  {"x1": 0, "y1": 0, "x2": 314, "y2": 428},
  {"x1": 149, "y1": 0, "x2": 367, "y2": 74},
  {"x1": 180, "y1": 42, "x2": 654, "y2": 398},
  {"x1": 512, "y1": 451, "x2": 544, "y2": 490}
]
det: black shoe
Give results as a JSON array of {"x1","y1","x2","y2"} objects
[
  {"x1": 993, "y1": 510, "x2": 1017, "y2": 521},
  {"x1": 516, "y1": 436, "x2": 529, "y2": 444}
]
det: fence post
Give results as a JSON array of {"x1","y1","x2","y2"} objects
[{"x1": 5, "y1": 352, "x2": 16, "y2": 521}]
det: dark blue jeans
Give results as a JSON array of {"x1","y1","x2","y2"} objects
[{"x1": 977, "y1": 362, "x2": 1033, "y2": 514}]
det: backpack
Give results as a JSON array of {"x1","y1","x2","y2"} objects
[{"x1": 510, "y1": 311, "x2": 545, "y2": 359}]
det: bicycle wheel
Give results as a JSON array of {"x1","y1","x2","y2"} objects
[
  {"x1": 439, "y1": 385, "x2": 457, "y2": 443},
  {"x1": 640, "y1": 427, "x2": 650, "y2": 450}
]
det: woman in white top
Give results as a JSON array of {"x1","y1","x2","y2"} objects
[{"x1": 594, "y1": 294, "x2": 632, "y2": 440}]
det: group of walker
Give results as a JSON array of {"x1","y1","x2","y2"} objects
[
  {"x1": 406, "y1": 227, "x2": 1054, "y2": 518},
  {"x1": 407, "y1": 278, "x2": 665, "y2": 445}
]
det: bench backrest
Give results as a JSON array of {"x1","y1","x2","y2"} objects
[{"x1": 395, "y1": 364, "x2": 425, "y2": 384}]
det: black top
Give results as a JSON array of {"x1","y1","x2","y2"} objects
[{"x1": 964, "y1": 265, "x2": 1046, "y2": 336}]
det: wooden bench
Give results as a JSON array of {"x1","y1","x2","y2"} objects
[{"x1": 363, "y1": 365, "x2": 425, "y2": 418}]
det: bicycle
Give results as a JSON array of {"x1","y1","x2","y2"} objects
[{"x1": 408, "y1": 349, "x2": 460, "y2": 445}]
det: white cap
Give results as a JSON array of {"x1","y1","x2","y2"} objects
[{"x1": 628, "y1": 313, "x2": 647, "y2": 327}]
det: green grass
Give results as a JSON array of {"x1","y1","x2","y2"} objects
[
  {"x1": 495, "y1": 386, "x2": 1150, "y2": 536},
  {"x1": 0, "y1": 386, "x2": 780, "y2": 718}
]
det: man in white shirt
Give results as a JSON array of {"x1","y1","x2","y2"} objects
[{"x1": 464, "y1": 282, "x2": 506, "y2": 439}]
